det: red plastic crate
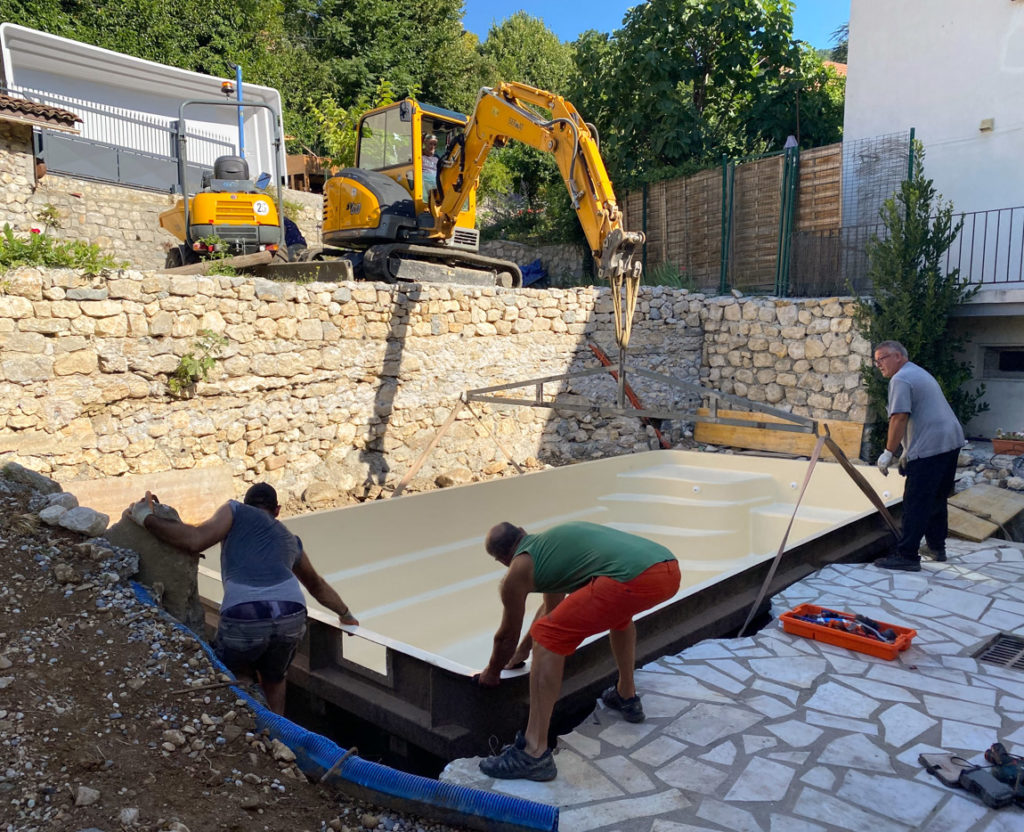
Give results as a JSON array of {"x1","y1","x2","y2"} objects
[{"x1": 780, "y1": 603, "x2": 916, "y2": 660}]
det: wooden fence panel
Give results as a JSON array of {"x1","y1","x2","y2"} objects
[
  {"x1": 728, "y1": 155, "x2": 783, "y2": 292},
  {"x1": 795, "y1": 144, "x2": 842, "y2": 232}
]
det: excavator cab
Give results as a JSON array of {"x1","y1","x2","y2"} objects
[{"x1": 322, "y1": 99, "x2": 478, "y2": 251}]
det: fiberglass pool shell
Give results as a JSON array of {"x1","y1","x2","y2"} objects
[{"x1": 196, "y1": 450, "x2": 904, "y2": 761}]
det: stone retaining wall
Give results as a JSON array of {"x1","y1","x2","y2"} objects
[
  {"x1": 0, "y1": 268, "x2": 869, "y2": 506},
  {"x1": 479, "y1": 239, "x2": 588, "y2": 284}
]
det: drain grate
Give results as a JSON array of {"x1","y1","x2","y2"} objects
[{"x1": 975, "y1": 633, "x2": 1024, "y2": 669}]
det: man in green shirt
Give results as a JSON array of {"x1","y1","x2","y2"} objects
[{"x1": 477, "y1": 520, "x2": 680, "y2": 780}]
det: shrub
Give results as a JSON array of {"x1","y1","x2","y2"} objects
[
  {"x1": 0, "y1": 224, "x2": 124, "y2": 274},
  {"x1": 168, "y1": 330, "x2": 229, "y2": 398}
]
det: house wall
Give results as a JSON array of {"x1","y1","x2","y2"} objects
[
  {"x1": 952, "y1": 315, "x2": 1024, "y2": 438},
  {"x1": 845, "y1": 0, "x2": 1024, "y2": 213}
]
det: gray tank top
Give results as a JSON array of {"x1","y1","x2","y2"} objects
[{"x1": 219, "y1": 501, "x2": 306, "y2": 610}]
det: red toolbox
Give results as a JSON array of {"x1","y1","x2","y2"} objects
[{"x1": 780, "y1": 603, "x2": 917, "y2": 660}]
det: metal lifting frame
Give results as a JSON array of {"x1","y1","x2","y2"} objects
[{"x1": 390, "y1": 355, "x2": 821, "y2": 498}]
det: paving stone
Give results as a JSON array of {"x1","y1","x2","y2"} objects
[
  {"x1": 596, "y1": 716, "x2": 658, "y2": 749},
  {"x1": 804, "y1": 710, "x2": 879, "y2": 735},
  {"x1": 594, "y1": 754, "x2": 657, "y2": 794},
  {"x1": 631, "y1": 735, "x2": 688, "y2": 767},
  {"x1": 698, "y1": 740, "x2": 736, "y2": 766},
  {"x1": 918, "y1": 794, "x2": 990, "y2": 832},
  {"x1": 793, "y1": 787, "x2": 908, "y2": 832},
  {"x1": 560, "y1": 790, "x2": 694, "y2": 832},
  {"x1": 878, "y1": 702, "x2": 936, "y2": 747},
  {"x1": 724, "y1": 757, "x2": 795, "y2": 802},
  {"x1": 707, "y1": 658, "x2": 753, "y2": 682},
  {"x1": 836, "y1": 769, "x2": 945, "y2": 826},
  {"x1": 940, "y1": 718, "x2": 1001, "y2": 752},
  {"x1": 664, "y1": 702, "x2": 763, "y2": 747},
  {"x1": 767, "y1": 814, "x2": 827, "y2": 832},
  {"x1": 922, "y1": 693, "x2": 1001, "y2": 727},
  {"x1": 745, "y1": 694, "x2": 795, "y2": 719},
  {"x1": 817, "y1": 732, "x2": 894, "y2": 773},
  {"x1": 680, "y1": 664, "x2": 748, "y2": 694},
  {"x1": 804, "y1": 681, "x2": 880, "y2": 719},
  {"x1": 800, "y1": 767, "x2": 835, "y2": 790},
  {"x1": 765, "y1": 750, "x2": 809, "y2": 765},
  {"x1": 765, "y1": 719, "x2": 823, "y2": 748},
  {"x1": 866, "y1": 665, "x2": 996, "y2": 704},
  {"x1": 747, "y1": 657, "x2": 827, "y2": 688},
  {"x1": 695, "y1": 798, "x2": 765, "y2": 832},
  {"x1": 842, "y1": 676, "x2": 922, "y2": 703},
  {"x1": 655, "y1": 755, "x2": 730, "y2": 794},
  {"x1": 740, "y1": 734, "x2": 777, "y2": 754},
  {"x1": 751, "y1": 679, "x2": 800, "y2": 703}
]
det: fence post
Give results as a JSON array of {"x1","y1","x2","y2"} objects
[
  {"x1": 642, "y1": 182, "x2": 649, "y2": 277},
  {"x1": 720, "y1": 156, "x2": 732, "y2": 294},
  {"x1": 907, "y1": 126, "x2": 915, "y2": 180},
  {"x1": 776, "y1": 146, "x2": 800, "y2": 296}
]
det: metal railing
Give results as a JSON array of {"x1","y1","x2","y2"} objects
[{"x1": 787, "y1": 205, "x2": 1024, "y2": 297}]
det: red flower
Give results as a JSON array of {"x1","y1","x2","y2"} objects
[{"x1": 30, "y1": 228, "x2": 41, "y2": 234}]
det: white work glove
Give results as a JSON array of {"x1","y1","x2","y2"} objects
[
  {"x1": 128, "y1": 497, "x2": 154, "y2": 527},
  {"x1": 876, "y1": 449, "x2": 894, "y2": 477}
]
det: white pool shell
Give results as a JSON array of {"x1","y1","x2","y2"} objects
[{"x1": 197, "y1": 450, "x2": 903, "y2": 678}]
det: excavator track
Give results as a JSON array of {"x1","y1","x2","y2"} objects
[{"x1": 362, "y1": 244, "x2": 522, "y2": 288}]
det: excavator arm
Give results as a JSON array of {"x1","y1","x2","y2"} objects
[{"x1": 431, "y1": 82, "x2": 645, "y2": 348}]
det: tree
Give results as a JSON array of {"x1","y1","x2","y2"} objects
[
  {"x1": 830, "y1": 23, "x2": 849, "y2": 63},
  {"x1": 562, "y1": 0, "x2": 845, "y2": 187},
  {"x1": 853, "y1": 145, "x2": 987, "y2": 451}
]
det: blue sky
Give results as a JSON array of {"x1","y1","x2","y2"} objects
[{"x1": 462, "y1": 0, "x2": 850, "y2": 51}]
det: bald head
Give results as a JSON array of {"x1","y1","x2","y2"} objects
[{"x1": 485, "y1": 522, "x2": 526, "y2": 565}]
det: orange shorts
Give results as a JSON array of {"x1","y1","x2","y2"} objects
[{"x1": 531, "y1": 560, "x2": 681, "y2": 656}]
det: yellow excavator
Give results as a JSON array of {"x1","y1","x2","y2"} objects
[{"x1": 304, "y1": 82, "x2": 643, "y2": 294}]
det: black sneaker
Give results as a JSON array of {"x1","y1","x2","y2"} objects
[
  {"x1": 479, "y1": 741, "x2": 556, "y2": 781},
  {"x1": 874, "y1": 554, "x2": 922, "y2": 572},
  {"x1": 601, "y1": 685, "x2": 646, "y2": 723},
  {"x1": 918, "y1": 544, "x2": 947, "y2": 562}
]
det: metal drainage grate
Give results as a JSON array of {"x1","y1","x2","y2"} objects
[{"x1": 975, "y1": 634, "x2": 1024, "y2": 669}]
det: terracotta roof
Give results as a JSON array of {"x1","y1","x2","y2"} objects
[
  {"x1": 0, "y1": 93, "x2": 81, "y2": 131},
  {"x1": 823, "y1": 61, "x2": 847, "y2": 77}
]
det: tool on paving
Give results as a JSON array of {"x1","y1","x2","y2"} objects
[{"x1": 984, "y1": 742, "x2": 1024, "y2": 794}]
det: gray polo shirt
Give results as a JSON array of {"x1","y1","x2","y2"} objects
[{"x1": 887, "y1": 362, "x2": 965, "y2": 460}]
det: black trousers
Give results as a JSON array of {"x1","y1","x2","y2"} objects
[{"x1": 897, "y1": 448, "x2": 959, "y2": 557}]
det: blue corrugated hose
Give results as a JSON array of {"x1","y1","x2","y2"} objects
[{"x1": 130, "y1": 582, "x2": 558, "y2": 832}]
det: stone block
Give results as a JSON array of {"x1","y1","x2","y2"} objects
[{"x1": 104, "y1": 502, "x2": 205, "y2": 634}]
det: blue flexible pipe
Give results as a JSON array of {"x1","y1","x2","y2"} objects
[{"x1": 130, "y1": 582, "x2": 558, "y2": 832}]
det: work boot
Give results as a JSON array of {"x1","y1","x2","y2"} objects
[
  {"x1": 478, "y1": 736, "x2": 557, "y2": 781},
  {"x1": 601, "y1": 685, "x2": 646, "y2": 723},
  {"x1": 873, "y1": 554, "x2": 922, "y2": 572},
  {"x1": 918, "y1": 543, "x2": 947, "y2": 562}
]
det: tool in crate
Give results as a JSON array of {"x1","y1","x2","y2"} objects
[{"x1": 789, "y1": 607, "x2": 899, "y2": 643}]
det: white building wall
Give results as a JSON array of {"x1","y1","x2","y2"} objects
[
  {"x1": 845, "y1": 0, "x2": 1024, "y2": 214},
  {"x1": 0, "y1": 23, "x2": 285, "y2": 181}
]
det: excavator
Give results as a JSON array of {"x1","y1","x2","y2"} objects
[{"x1": 303, "y1": 82, "x2": 644, "y2": 298}]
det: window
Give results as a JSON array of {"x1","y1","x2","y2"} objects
[
  {"x1": 358, "y1": 108, "x2": 412, "y2": 171},
  {"x1": 982, "y1": 347, "x2": 1024, "y2": 379}
]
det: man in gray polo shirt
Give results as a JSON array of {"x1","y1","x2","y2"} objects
[{"x1": 872, "y1": 340, "x2": 965, "y2": 571}]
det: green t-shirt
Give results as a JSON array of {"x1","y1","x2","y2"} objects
[{"x1": 516, "y1": 521, "x2": 675, "y2": 594}]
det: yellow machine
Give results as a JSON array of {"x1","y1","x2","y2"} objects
[
  {"x1": 159, "y1": 155, "x2": 283, "y2": 268},
  {"x1": 314, "y1": 83, "x2": 643, "y2": 290}
]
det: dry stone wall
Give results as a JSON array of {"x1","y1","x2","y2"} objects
[{"x1": 0, "y1": 267, "x2": 869, "y2": 506}]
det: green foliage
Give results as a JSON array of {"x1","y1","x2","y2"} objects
[
  {"x1": 830, "y1": 23, "x2": 849, "y2": 63},
  {"x1": 481, "y1": 12, "x2": 574, "y2": 94},
  {"x1": 306, "y1": 80, "x2": 397, "y2": 169},
  {"x1": 168, "y1": 329, "x2": 229, "y2": 397},
  {"x1": 564, "y1": 0, "x2": 843, "y2": 188},
  {"x1": 0, "y1": 224, "x2": 124, "y2": 274},
  {"x1": 852, "y1": 144, "x2": 987, "y2": 450},
  {"x1": 644, "y1": 262, "x2": 695, "y2": 290},
  {"x1": 192, "y1": 234, "x2": 237, "y2": 275}
]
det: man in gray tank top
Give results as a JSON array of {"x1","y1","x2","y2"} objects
[
  {"x1": 872, "y1": 341, "x2": 965, "y2": 572},
  {"x1": 128, "y1": 482, "x2": 357, "y2": 713}
]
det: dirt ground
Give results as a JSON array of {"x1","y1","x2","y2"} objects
[{"x1": 0, "y1": 476, "x2": 468, "y2": 832}]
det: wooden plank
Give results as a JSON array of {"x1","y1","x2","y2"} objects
[
  {"x1": 948, "y1": 483, "x2": 1024, "y2": 528},
  {"x1": 159, "y1": 250, "x2": 274, "y2": 275},
  {"x1": 694, "y1": 407, "x2": 863, "y2": 459},
  {"x1": 948, "y1": 504, "x2": 999, "y2": 542}
]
